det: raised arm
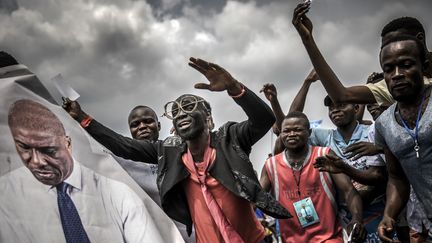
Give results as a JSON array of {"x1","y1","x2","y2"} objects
[
  {"x1": 314, "y1": 153, "x2": 387, "y2": 185},
  {"x1": 189, "y1": 57, "x2": 275, "y2": 149},
  {"x1": 289, "y1": 68, "x2": 319, "y2": 113},
  {"x1": 292, "y1": 3, "x2": 376, "y2": 104},
  {"x1": 260, "y1": 83, "x2": 285, "y2": 132},
  {"x1": 345, "y1": 141, "x2": 384, "y2": 160},
  {"x1": 62, "y1": 98, "x2": 158, "y2": 163}
]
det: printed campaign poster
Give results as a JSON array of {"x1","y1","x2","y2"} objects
[{"x1": 0, "y1": 65, "x2": 185, "y2": 243}]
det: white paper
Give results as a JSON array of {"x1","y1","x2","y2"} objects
[{"x1": 51, "y1": 73, "x2": 80, "y2": 101}]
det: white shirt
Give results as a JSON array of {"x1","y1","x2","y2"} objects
[{"x1": 0, "y1": 161, "x2": 164, "y2": 243}]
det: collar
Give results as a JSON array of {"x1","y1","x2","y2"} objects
[
  {"x1": 64, "y1": 160, "x2": 82, "y2": 191},
  {"x1": 0, "y1": 64, "x2": 29, "y2": 76},
  {"x1": 48, "y1": 160, "x2": 82, "y2": 193},
  {"x1": 334, "y1": 121, "x2": 363, "y2": 144},
  {"x1": 282, "y1": 145, "x2": 312, "y2": 169},
  {"x1": 180, "y1": 131, "x2": 217, "y2": 153}
]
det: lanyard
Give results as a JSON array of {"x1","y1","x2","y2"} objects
[
  {"x1": 397, "y1": 92, "x2": 426, "y2": 158},
  {"x1": 291, "y1": 165, "x2": 304, "y2": 197}
]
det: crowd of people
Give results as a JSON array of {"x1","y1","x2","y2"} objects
[{"x1": 1, "y1": 1, "x2": 432, "y2": 243}]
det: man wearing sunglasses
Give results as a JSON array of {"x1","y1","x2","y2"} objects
[{"x1": 63, "y1": 57, "x2": 290, "y2": 243}]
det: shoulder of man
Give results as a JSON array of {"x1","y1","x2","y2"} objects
[
  {"x1": 162, "y1": 136, "x2": 182, "y2": 147},
  {"x1": 215, "y1": 121, "x2": 237, "y2": 136}
]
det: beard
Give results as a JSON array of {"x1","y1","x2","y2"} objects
[{"x1": 392, "y1": 85, "x2": 422, "y2": 103}]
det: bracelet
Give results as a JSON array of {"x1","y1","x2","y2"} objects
[
  {"x1": 229, "y1": 85, "x2": 246, "y2": 98},
  {"x1": 80, "y1": 115, "x2": 93, "y2": 128}
]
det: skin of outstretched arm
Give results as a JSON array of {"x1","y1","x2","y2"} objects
[
  {"x1": 268, "y1": 95, "x2": 285, "y2": 133},
  {"x1": 382, "y1": 148, "x2": 410, "y2": 220},
  {"x1": 289, "y1": 79, "x2": 313, "y2": 113},
  {"x1": 345, "y1": 141, "x2": 384, "y2": 159},
  {"x1": 378, "y1": 148, "x2": 409, "y2": 242},
  {"x1": 303, "y1": 38, "x2": 376, "y2": 104},
  {"x1": 259, "y1": 164, "x2": 272, "y2": 192},
  {"x1": 293, "y1": 7, "x2": 377, "y2": 105},
  {"x1": 339, "y1": 163, "x2": 387, "y2": 185},
  {"x1": 322, "y1": 150, "x2": 362, "y2": 223},
  {"x1": 289, "y1": 69, "x2": 319, "y2": 114},
  {"x1": 332, "y1": 172, "x2": 363, "y2": 223},
  {"x1": 260, "y1": 84, "x2": 286, "y2": 133}
]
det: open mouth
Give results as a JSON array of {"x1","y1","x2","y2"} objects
[
  {"x1": 137, "y1": 131, "x2": 151, "y2": 138},
  {"x1": 177, "y1": 120, "x2": 192, "y2": 130},
  {"x1": 285, "y1": 138, "x2": 298, "y2": 144}
]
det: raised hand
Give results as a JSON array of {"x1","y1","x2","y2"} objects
[
  {"x1": 347, "y1": 221, "x2": 367, "y2": 243},
  {"x1": 188, "y1": 57, "x2": 243, "y2": 95},
  {"x1": 260, "y1": 83, "x2": 278, "y2": 102},
  {"x1": 292, "y1": 2, "x2": 313, "y2": 41},
  {"x1": 313, "y1": 153, "x2": 346, "y2": 174},
  {"x1": 345, "y1": 141, "x2": 383, "y2": 160},
  {"x1": 305, "y1": 69, "x2": 319, "y2": 83},
  {"x1": 62, "y1": 97, "x2": 88, "y2": 122}
]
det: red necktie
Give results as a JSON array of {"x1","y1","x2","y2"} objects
[{"x1": 183, "y1": 145, "x2": 244, "y2": 243}]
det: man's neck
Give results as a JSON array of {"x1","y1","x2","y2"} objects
[
  {"x1": 186, "y1": 131, "x2": 209, "y2": 162},
  {"x1": 396, "y1": 86, "x2": 430, "y2": 129},
  {"x1": 398, "y1": 86, "x2": 427, "y2": 109},
  {"x1": 285, "y1": 145, "x2": 309, "y2": 161},
  {"x1": 337, "y1": 120, "x2": 358, "y2": 144}
]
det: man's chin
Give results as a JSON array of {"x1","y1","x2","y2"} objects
[
  {"x1": 33, "y1": 173, "x2": 60, "y2": 186},
  {"x1": 285, "y1": 144, "x2": 302, "y2": 151},
  {"x1": 36, "y1": 177, "x2": 59, "y2": 186},
  {"x1": 393, "y1": 93, "x2": 416, "y2": 103},
  {"x1": 137, "y1": 134, "x2": 152, "y2": 141},
  {"x1": 177, "y1": 129, "x2": 202, "y2": 141}
]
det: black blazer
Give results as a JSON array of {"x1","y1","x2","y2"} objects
[{"x1": 85, "y1": 87, "x2": 291, "y2": 234}]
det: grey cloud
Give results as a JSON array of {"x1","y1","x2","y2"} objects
[
  {"x1": 2, "y1": 0, "x2": 432, "y2": 170},
  {"x1": 0, "y1": 0, "x2": 18, "y2": 13}
]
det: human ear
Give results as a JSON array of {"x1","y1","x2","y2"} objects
[
  {"x1": 416, "y1": 32, "x2": 425, "y2": 42},
  {"x1": 207, "y1": 116, "x2": 215, "y2": 131},
  {"x1": 353, "y1": 104, "x2": 360, "y2": 112},
  {"x1": 65, "y1": 136, "x2": 72, "y2": 150}
]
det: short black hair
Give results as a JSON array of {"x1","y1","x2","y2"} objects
[
  {"x1": 381, "y1": 34, "x2": 428, "y2": 65},
  {"x1": 381, "y1": 17, "x2": 425, "y2": 38},
  {"x1": 284, "y1": 111, "x2": 310, "y2": 130},
  {"x1": 366, "y1": 72, "x2": 384, "y2": 84},
  {"x1": 128, "y1": 105, "x2": 158, "y2": 123},
  {"x1": 0, "y1": 51, "x2": 18, "y2": 68},
  {"x1": 323, "y1": 95, "x2": 333, "y2": 107}
]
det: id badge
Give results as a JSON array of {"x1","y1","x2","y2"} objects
[{"x1": 293, "y1": 197, "x2": 320, "y2": 228}]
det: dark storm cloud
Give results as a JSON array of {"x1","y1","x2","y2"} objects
[
  {"x1": 1, "y1": 0, "x2": 432, "y2": 169},
  {"x1": 0, "y1": 0, "x2": 18, "y2": 13}
]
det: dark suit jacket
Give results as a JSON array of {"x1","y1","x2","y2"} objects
[{"x1": 84, "y1": 87, "x2": 291, "y2": 234}]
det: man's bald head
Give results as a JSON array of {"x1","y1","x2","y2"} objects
[
  {"x1": 8, "y1": 99, "x2": 74, "y2": 186},
  {"x1": 8, "y1": 99, "x2": 65, "y2": 136}
]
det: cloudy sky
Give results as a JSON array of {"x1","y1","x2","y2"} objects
[{"x1": 1, "y1": 0, "x2": 431, "y2": 169}]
